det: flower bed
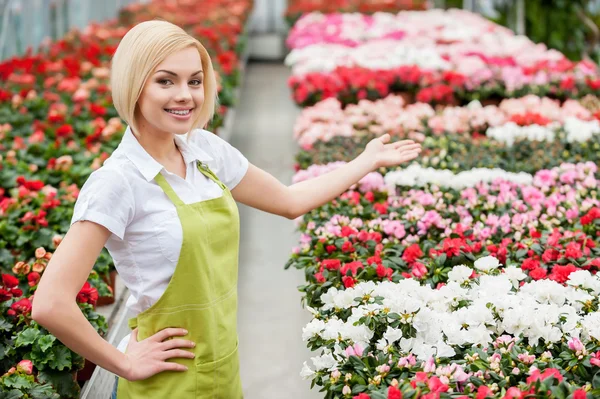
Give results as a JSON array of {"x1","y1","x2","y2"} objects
[
  {"x1": 1, "y1": 250, "x2": 107, "y2": 398},
  {"x1": 286, "y1": 10, "x2": 600, "y2": 107},
  {"x1": 286, "y1": 8, "x2": 600, "y2": 398},
  {"x1": 292, "y1": 95, "x2": 600, "y2": 172},
  {"x1": 0, "y1": 0, "x2": 253, "y2": 395},
  {"x1": 0, "y1": 0, "x2": 252, "y2": 277},
  {"x1": 284, "y1": 0, "x2": 428, "y2": 26}
]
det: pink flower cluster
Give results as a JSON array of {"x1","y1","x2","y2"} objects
[{"x1": 293, "y1": 95, "x2": 594, "y2": 148}]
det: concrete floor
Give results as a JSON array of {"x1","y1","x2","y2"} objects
[{"x1": 231, "y1": 62, "x2": 321, "y2": 399}]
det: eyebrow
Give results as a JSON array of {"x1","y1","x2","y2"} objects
[{"x1": 155, "y1": 70, "x2": 204, "y2": 77}]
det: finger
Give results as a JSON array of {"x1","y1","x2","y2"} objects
[
  {"x1": 131, "y1": 328, "x2": 139, "y2": 343},
  {"x1": 152, "y1": 328, "x2": 188, "y2": 343},
  {"x1": 389, "y1": 139, "x2": 414, "y2": 147},
  {"x1": 161, "y1": 349, "x2": 196, "y2": 361},
  {"x1": 400, "y1": 151, "x2": 421, "y2": 161},
  {"x1": 378, "y1": 133, "x2": 391, "y2": 143},
  {"x1": 390, "y1": 141, "x2": 419, "y2": 150},
  {"x1": 160, "y1": 339, "x2": 196, "y2": 351},
  {"x1": 160, "y1": 361, "x2": 188, "y2": 372}
]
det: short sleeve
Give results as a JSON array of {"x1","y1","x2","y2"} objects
[
  {"x1": 192, "y1": 129, "x2": 249, "y2": 190},
  {"x1": 70, "y1": 167, "x2": 135, "y2": 240}
]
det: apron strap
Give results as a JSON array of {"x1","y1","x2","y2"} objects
[
  {"x1": 154, "y1": 172, "x2": 185, "y2": 206},
  {"x1": 128, "y1": 317, "x2": 138, "y2": 330},
  {"x1": 197, "y1": 161, "x2": 228, "y2": 191}
]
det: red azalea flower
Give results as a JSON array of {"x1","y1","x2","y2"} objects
[
  {"x1": 572, "y1": 389, "x2": 587, "y2": 399},
  {"x1": 411, "y1": 262, "x2": 427, "y2": 278},
  {"x1": 2, "y1": 274, "x2": 19, "y2": 289},
  {"x1": 342, "y1": 276, "x2": 356, "y2": 288},
  {"x1": 476, "y1": 385, "x2": 493, "y2": 399},
  {"x1": 548, "y1": 264, "x2": 578, "y2": 284},
  {"x1": 367, "y1": 254, "x2": 382, "y2": 265},
  {"x1": 314, "y1": 272, "x2": 325, "y2": 283},
  {"x1": 342, "y1": 241, "x2": 355, "y2": 253},
  {"x1": 340, "y1": 225, "x2": 357, "y2": 237},
  {"x1": 353, "y1": 394, "x2": 370, "y2": 399},
  {"x1": 11, "y1": 298, "x2": 32, "y2": 315},
  {"x1": 521, "y1": 258, "x2": 540, "y2": 271},
  {"x1": 565, "y1": 242, "x2": 583, "y2": 259},
  {"x1": 373, "y1": 202, "x2": 388, "y2": 214},
  {"x1": 428, "y1": 376, "x2": 449, "y2": 393},
  {"x1": 76, "y1": 282, "x2": 99, "y2": 306},
  {"x1": 526, "y1": 368, "x2": 563, "y2": 384},
  {"x1": 529, "y1": 267, "x2": 548, "y2": 280},
  {"x1": 502, "y1": 387, "x2": 522, "y2": 399},
  {"x1": 376, "y1": 263, "x2": 393, "y2": 280},
  {"x1": 388, "y1": 385, "x2": 402, "y2": 399},
  {"x1": 0, "y1": 288, "x2": 12, "y2": 302},
  {"x1": 27, "y1": 272, "x2": 40, "y2": 287},
  {"x1": 341, "y1": 261, "x2": 364, "y2": 276},
  {"x1": 402, "y1": 244, "x2": 423, "y2": 263},
  {"x1": 322, "y1": 259, "x2": 341, "y2": 271}
]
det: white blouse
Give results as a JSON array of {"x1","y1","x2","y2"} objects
[{"x1": 70, "y1": 126, "x2": 249, "y2": 352}]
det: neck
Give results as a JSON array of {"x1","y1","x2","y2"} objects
[{"x1": 133, "y1": 122, "x2": 180, "y2": 163}]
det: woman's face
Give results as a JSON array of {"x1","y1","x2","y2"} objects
[{"x1": 136, "y1": 46, "x2": 205, "y2": 136}]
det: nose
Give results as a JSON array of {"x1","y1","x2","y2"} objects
[{"x1": 174, "y1": 83, "x2": 192, "y2": 103}]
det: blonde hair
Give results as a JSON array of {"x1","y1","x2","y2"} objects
[{"x1": 110, "y1": 19, "x2": 218, "y2": 140}]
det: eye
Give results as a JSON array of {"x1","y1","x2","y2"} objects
[
  {"x1": 189, "y1": 79, "x2": 203, "y2": 86},
  {"x1": 158, "y1": 79, "x2": 173, "y2": 86}
]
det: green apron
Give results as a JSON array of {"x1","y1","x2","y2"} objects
[{"x1": 117, "y1": 161, "x2": 242, "y2": 398}]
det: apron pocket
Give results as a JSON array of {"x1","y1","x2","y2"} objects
[{"x1": 196, "y1": 342, "x2": 242, "y2": 399}]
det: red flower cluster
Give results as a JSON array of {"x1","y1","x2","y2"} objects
[
  {"x1": 509, "y1": 112, "x2": 553, "y2": 126},
  {"x1": 0, "y1": 274, "x2": 23, "y2": 302},
  {"x1": 285, "y1": 0, "x2": 428, "y2": 25},
  {"x1": 289, "y1": 65, "x2": 464, "y2": 107}
]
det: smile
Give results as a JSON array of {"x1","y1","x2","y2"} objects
[{"x1": 165, "y1": 109, "x2": 193, "y2": 115}]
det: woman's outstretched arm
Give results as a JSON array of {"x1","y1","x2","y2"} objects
[
  {"x1": 231, "y1": 134, "x2": 421, "y2": 219},
  {"x1": 32, "y1": 221, "x2": 195, "y2": 381}
]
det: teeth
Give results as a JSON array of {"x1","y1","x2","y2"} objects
[{"x1": 166, "y1": 109, "x2": 190, "y2": 115}]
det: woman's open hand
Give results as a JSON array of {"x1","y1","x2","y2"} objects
[
  {"x1": 122, "y1": 327, "x2": 196, "y2": 381},
  {"x1": 361, "y1": 134, "x2": 422, "y2": 170}
]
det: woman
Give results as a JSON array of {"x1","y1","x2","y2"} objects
[{"x1": 31, "y1": 20, "x2": 421, "y2": 398}]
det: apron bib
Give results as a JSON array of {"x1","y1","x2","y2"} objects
[{"x1": 117, "y1": 161, "x2": 242, "y2": 398}]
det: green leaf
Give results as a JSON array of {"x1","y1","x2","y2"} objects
[
  {"x1": 0, "y1": 318, "x2": 13, "y2": 332},
  {"x1": 38, "y1": 370, "x2": 80, "y2": 398},
  {"x1": 351, "y1": 385, "x2": 367, "y2": 393},
  {"x1": 593, "y1": 370, "x2": 600, "y2": 389},
  {"x1": 47, "y1": 346, "x2": 72, "y2": 371},
  {"x1": 28, "y1": 383, "x2": 60, "y2": 399},
  {"x1": 4, "y1": 389, "x2": 25, "y2": 399},
  {"x1": 3, "y1": 373, "x2": 34, "y2": 390},
  {"x1": 15, "y1": 328, "x2": 40, "y2": 347},
  {"x1": 38, "y1": 335, "x2": 56, "y2": 353}
]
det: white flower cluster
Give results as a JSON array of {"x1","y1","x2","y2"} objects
[
  {"x1": 301, "y1": 259, "x2": 600, "y2": 375},
  {"x1": 383, "y1": 163, "x2": 533, "y2": 190},
  {"x1": 563, "y1": 117, "x2": 600, "y2": 143},
  {"x1": 485, "y1": 117, "x2": 600, "y2": 147},
  {"x1": 486, "y1": 122, "x2": 557, "y2": 147},
  {"x1": 285, "y1": 41, "x2": 451, "y2": 75}
]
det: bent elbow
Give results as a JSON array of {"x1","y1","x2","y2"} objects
[{"x1": 31, "y1": 296, "x2": 54, "y2": 325}]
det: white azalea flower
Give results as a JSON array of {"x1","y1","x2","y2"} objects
[
  {"x1": 474, "y1": 256, "x2": 500, "y2": 272},
  {"x1": 311, "y1": 352, "x2": 338, "y2": 371},
  {"x1": 300, "y1": 362, "x2": 315, "y2": 379},
  {"x1": 383, "y1": 326, "x2": 403, "y2": 344},
  {"x1": 447, "y1": 265, "x2": 473, "y2": 284}
]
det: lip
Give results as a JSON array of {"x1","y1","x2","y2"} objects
[{"x1": 164, "y1": 108, "x2": 194, "y2": 121}]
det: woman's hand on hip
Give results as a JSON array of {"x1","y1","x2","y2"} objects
[{"x1": 122, "y1": 327, "x2": 195, "y2": 381}]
